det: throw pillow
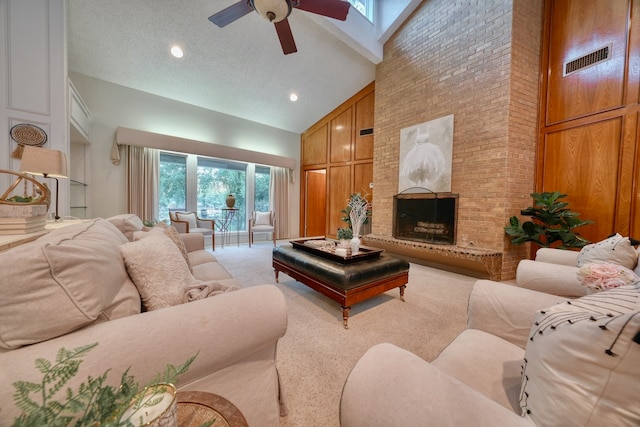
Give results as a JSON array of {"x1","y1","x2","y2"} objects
[
  {"x1": 576, "y1": 262, "x2": 639, "y2": 293},
  {"x1": 520, "y1": 283, "x2": 640, "y2": 426},
  {"x1": 133, "y1": 226, "x2": 193, "y2": 273},
  {"x1": 576, "y1": 233, "x2": 638, "y2": 269},
  {"x1": 0, "y1": 219, "x2": 135, "y2": 350},
  {"x1": 176, "y1": 212, "x2": 197, "y2": 229},
  {"x1": 107, "y1": 213, "x2": 145, "y2": 241},
  {"x1": 120, "y1": 231, "x2": 195, "y2": 311},
  {"x1": 255, "y1": 211, "x2": 272, "y2": 226}
]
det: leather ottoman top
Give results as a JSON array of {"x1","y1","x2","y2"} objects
[{"x1": 273, "y1": 245, "x2": 409, "y2": 291}]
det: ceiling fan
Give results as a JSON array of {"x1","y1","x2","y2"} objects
[{"x1": 208, "y1": 0, "x2": 351, "y2": 55}]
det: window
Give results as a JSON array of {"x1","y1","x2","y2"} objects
[
  {"x1": 197, "y1": 157, "x2": 246, "y2": 231},
  {"x1": 347, "y1": 0, "x2": 372, "y2": 21},
  {"x1": 158, "y1": 153, "x2": 186, "y2": 221},
  {"x1": 159, "y1": 151, "x2": 269, "y2": 233},
  {"x1": 254, "y1": 166, "x2": 271, "y2": 212}
]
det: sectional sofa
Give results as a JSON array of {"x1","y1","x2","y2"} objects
[{"x1": 0, "y1": 214, "x2": 288, "y2": 427}]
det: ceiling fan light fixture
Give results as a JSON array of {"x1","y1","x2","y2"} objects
[{"x1": 251, "y1": 0, "x2": 292, "y2": 23}]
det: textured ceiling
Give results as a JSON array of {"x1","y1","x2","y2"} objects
[{"x1": 67, "y1": 0, "x2": 378, "y2": 134}]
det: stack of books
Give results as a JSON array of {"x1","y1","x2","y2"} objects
[{"x1": 0, "y1": 204, "x2": 47, "y2": 234}]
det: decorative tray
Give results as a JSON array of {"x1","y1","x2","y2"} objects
[{"x1": 290, "y1": 237, "x2": 384, "y2": 264}]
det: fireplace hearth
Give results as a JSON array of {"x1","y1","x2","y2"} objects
[{"x1": 393, "y1": 192, "x2": 458, "y2": 245}]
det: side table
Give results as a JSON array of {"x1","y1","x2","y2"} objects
[
  {"x1": 215, "y1": 208, "x2": 239, "y2": 248},
  {"x1": 177, "y1": 391, "x2": 248, "y2": 427}
]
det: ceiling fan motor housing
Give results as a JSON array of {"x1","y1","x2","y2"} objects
[{"x1": 251, "y1": 0, "x2": 292, "y2": 22}]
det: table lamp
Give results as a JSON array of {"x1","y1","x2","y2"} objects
[{"x1": 20, "y1": 146, "x2": 68, "y2": 221}]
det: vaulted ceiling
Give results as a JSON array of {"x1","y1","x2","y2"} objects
[{"x1": 67, "y1": 0, "x2": 401, "y2": 134}]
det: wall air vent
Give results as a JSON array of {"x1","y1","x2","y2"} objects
[{"x1": 563, "y1": 43, "x2": 612, "y2": 76}]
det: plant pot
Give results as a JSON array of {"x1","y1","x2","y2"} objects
[
  {"x1": 120, "y1": 383, "x2": 177, "y2": 427},
  {"x1": 225, "y1": 194, "x2": 236, "y2": 208}
]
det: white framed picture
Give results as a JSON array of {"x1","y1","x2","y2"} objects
[{"x1": 398, "y1": 114, "x2": 454, "y2": 194}]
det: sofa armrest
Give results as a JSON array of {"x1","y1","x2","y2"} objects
[
  {"x1": 516, "y1": 260, "x2": 587, "y2": 297},
  {"x1": 180, "y1": 232, "x2": 205, "y2": 252},
  {"x1": 340, "y1": 343, "x2": 531, "y2": 427},
  {"x1": 534, "y1": 247, "x2": 579, "y2": 266},
  {"x1": 0, "y1": 285, "x2": 287, "y2": 424},
  {"x1": 467, "y1": 280, "x2": 567, "y2": 349}
]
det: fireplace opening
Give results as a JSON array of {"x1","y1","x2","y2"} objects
[{"x1": 393, "y1": 192, "x2": 458, "y2": 245}]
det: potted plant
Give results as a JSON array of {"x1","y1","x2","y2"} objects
[
  {"x1": 10, "y1": 342, "x2": 198, "y2": 427},
  {"x1": 341, "y1": 193, "x2": 370, "y2": 254},
  {"x1": 504, "y1": 191, "x2": 593, "y2": 249},
  {"x1": 340, "y1": 193, "x2": 371, "y2": 233},
  {"x1": 337, "y1": 227, "x2": 353, "y2": 247}
]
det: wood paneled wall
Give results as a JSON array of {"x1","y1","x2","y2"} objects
[
  {"x1": 539, "y1": 0, "x2": 640, "y2": 241},
  {"x1": 300, "y1": 82, "x2": 375, "y2": 238}
]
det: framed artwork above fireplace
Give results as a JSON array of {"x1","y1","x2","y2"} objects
[{"x1": 398, "y1": 114, "x2": 454, "y2": 193}]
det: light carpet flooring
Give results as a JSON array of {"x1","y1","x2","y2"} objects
[{"x1": 211, "y1": 240, "x2": 480, "y2": 427}]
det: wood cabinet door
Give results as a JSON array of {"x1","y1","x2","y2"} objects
[
  {"x1": 328, "y1": 165, "x2": 351, "y2": 237},
  {"x1": 304, "y1": 169, "x2": 327, "y2": 237},
  {"x1": 330, "y1": 108, "x2": 353, "y2": 163},
  {"x1": 355, "y1": 91, "x2": 374, "y2": 160},
  {"x1": 546, "y1": 0, "x2": 628, "y2": 124},
  {"x1": 542, "y1": 118, "x2": 622, "y2": 241},
  {"x1": 302, "y1": 125, "x2": 328, "y2": 166}
]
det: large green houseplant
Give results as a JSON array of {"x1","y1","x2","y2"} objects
[{"x1": 505, "y1": 191, "x2": 593, "y2": 249}]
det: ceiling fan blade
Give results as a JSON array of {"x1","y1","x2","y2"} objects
[
  {"x1": 208, "y1": 1, "x2": 254, "y2": 28},
  {"x1": 274, "y1": 19, "x2": 297, "y2": 55},
  {"x1": 295, "y1": 0, "x2": 350, "y2": 21}
]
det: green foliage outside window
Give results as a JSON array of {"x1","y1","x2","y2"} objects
[
  {"x1": 197, "y1": 164, "x2": 246, "y2": 231},
  {"x1": 254, "y1": 166, "x2": 270, "y2": 212},
  {"x1": 159, "y1": 154, "x2": 186, "y2": 220},
  {"x1": 159, "y1": 153, "x2": 271, "y2": 232}
]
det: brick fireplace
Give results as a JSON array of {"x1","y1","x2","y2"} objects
[
  {"x1": 393, "y1": 193, "x2": 457, "y2": 245},
  {"x1": 365, "y1": 0, "x2": 543, "y2": 280}
]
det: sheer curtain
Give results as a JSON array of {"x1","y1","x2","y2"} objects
[
  {"x1": 126, "y1": 146, "x2": 159, "y2": 222},
  {"x1": 270, "y1": 167, "x2": 291, "y2": 239}
]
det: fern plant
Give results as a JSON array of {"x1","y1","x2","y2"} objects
[
  {"x1": 505, "y1": 191, "x2": 593, "y2": 249},
  {"x1": 10, "y1": 342, "x2": 197, "y2": 427}
]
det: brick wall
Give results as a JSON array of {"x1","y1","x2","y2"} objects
[{"x1": 373, "y1": 0, "x2": 543, "y2": 279}]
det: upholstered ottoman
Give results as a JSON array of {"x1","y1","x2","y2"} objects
[{"x1": 272, "y1": 245, "x2": 409, "y2": 328}]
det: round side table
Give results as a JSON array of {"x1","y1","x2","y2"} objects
[{"x1": 176, "y1": 391, "x2": 248, "y2": 427}]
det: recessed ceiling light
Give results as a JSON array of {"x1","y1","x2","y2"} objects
[
  {"x1": 289, "y1": 93, "x2": 298, "y2": 102},
  {"x1": 170, "y1": 46, "x2": 184, "y2": 58}
]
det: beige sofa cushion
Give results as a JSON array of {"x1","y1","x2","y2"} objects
[
  {"x1": 0, "y1": 219, "x2": 139, "y2": 350},
  {"x1": 433, "y1": 329, "x2": 525, "y2": 412},
  {"x1": 520, "y1": 283, "x2": 640, "y2": 426},
  {"x1": 176, "y1": 211, "x2": 197, "y2": 229},
  {"x1": 107, "y1": 213, "x2": 145, "y2": 241}
]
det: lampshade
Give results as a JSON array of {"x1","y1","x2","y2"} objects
[
  {"x1": 251, "y1": 0, "x2": 291, "y2": 22},
  {"x1": 20, "y1": 146, "x2": 68, "y2": 178}
]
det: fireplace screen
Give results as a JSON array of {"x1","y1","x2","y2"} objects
[{"x1": 393, "y1": 193, "x2": 458, "y2": 245}]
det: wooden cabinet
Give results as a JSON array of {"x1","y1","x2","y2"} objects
[
  {"x1": 538, "y1": 0, "x2": 640, "y2": 241},
  {"x1": 300, "y1": 82, "x2": 375, "y2": 238}
]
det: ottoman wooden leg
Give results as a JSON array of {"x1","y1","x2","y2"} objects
[
  {"x1": 275, "y1": 269, "x2": 280, "y2": 283},
  {"x1": 342, "y1": 306, "x2": 351, "y2": 329},
  {"x1": 399, "y1": 285, "x2": 406, "y2": 302}
]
